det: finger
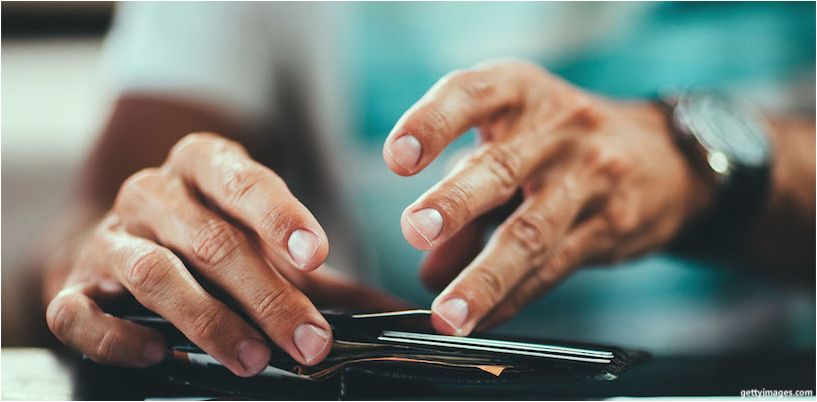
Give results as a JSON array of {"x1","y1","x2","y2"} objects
[
  {"x1": 477, "y1": 216, "x2": 610, "y2": 330},
  {"x1": 46, "y1": 283, "x2": 167, "y2": 367},
  {"x1": 124, "y1": 174, "x2": 332, "y2": 366},
  {"x1": 430, "y1": 172, "x2": 593, "y2": 336},
  {"x1": 400, "y1": 137, "x2": 565, "y2": 249},
  {"x1": 419, "y1": 220, "x2": 485, "y2": 292},
  {"x1": 418, "y1": 197, "x2": 520, "y2": 291},
  {"x1": 165, "y1": 134, "x2": 329, "y2": 271},
  {"x1": 92, "y1": 224, "x2": 272, "y2": 377},
  {"x1": 384, "y1": 61, "x2": 530, "y2": 175}
]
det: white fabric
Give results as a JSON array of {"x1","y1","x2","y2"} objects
[
  {"x1": 103, "y1": 3, "x2": 646, "y2": 125},
  {"x1": 104, "y1": 2, "x2": 279, "y2": 122}
]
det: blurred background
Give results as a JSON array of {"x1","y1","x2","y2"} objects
[
  {"x1": 3, "y1": 2, "x2": 115, "y2": 345},
  {"x1": 2, "y1": 2, "x2": 815, "y2": 357}
]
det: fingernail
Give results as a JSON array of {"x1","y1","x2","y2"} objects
[
  {"x1": 288, "y1": 229, "x2": 319, "y2": 269},
  {"x1": 237, "y1": 338, "x2": 271, "y2": 374},
  {"x1": 435, "y1": 298, "x2": 469, "y2": 334},
  {"x1": 143, "y1": 341, "x2": 166, "y2": 364},
  {"x1": 294, "y1": 323, "x2": 330, "y2": 364},
  {"x1": 406, "y1": 208, "x2": 444, "y2": 245},
  {"x1": 390, "y1": 135, "x2": 422, "y2": 171}
]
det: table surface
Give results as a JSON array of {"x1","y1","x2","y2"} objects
[{"x1": 2, "y1": 348, "x2": 815, "y2": 400}]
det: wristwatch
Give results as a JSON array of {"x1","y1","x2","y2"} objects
[{"x1": 657, "y1": 89, "x2": 775, "y2": 255}]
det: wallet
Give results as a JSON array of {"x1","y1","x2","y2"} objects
[{"x1": 119, "y1": 309, "x2": 648, "y2": 399}]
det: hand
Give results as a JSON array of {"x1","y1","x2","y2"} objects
[
  {"x1": 384, "y1": 59, "x2": 712, "y2": 336},
  {"x1": 45, "y1": 133, "x2": 339, "y2": 376}
]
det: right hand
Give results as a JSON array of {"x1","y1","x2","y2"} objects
[{"x1": 45, "y1": 132, "x2": 337, "y2": 377}]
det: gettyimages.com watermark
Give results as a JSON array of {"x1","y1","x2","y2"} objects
[{"x1": 740, "y1": 388, "x2": 814, "y2": 398}]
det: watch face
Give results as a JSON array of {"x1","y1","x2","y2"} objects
[{"x1": 676, "y1": 91, "x2": 771, "y2": 169}]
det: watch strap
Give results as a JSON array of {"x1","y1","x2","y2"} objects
[
  {"x1": 654, "y1": 96, "x2": 773, "y2": 257},
  {"x1": 671, "y1": 165, "x2": 772, "y2": 257}
]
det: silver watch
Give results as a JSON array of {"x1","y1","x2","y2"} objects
[
  {"x1": 659, "y1": 89, "x2": 774, "y2": 253},
  {"x1": 671, "y1": 89, "x2": 773, "y2": 180}
]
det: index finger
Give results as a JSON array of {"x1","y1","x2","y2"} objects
[
  {"x1": 383, "y1": 60, "x2": 530, "y2": 176},
  {"x1": 166, "y1": 133, "x2": 329, "y2": 272}
]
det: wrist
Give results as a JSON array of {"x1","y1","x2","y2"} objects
[
  {"x1": 652, "y1": 89, "x2": 776, "y2": 256},
  {"x1": 642, "y1": 101, "x2": 718, "y2": 227}
]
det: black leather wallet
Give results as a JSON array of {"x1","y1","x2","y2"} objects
[{"x1": 120, "y1": 309, "x2": 648, "y2": 399}]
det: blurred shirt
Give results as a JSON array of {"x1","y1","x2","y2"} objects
[{"x1": 104, "y1": 2, "x2": 815, "y2": 354}]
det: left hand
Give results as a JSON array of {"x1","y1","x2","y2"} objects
[{"x1": 383, "y1": 59, "x2": 713, "y2": 336}]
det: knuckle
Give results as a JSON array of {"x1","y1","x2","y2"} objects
[
  {"x1": 434, "y1": 181, "x2": 476, "y2": 224},
  {"x1": 93, "y1": 329, "x2": 119, "y2": 364},
  {"x1": 566, "y1": 96, "x2": 605, "y2": 130},
  {"x1": 259, "y1": 203, "x2": 299, "y2": 242},
  {"x1": 253, "y1": 286, "x2": 296, "y2": 324},
  {"x1": 447, "y1": 70, "x2": 495, "y2": 103},
  {"x1": 94, "y1": 214, "x2": 123, "y2": 236},
  {"x1": 168, "y1": 132, "x2": 245, "y2": 166},
  {"x1": 505, "y1": 214, "x2": 553, "y2": 259},
  {"x1": 117, "y1": 168, "x2": 164, "y2": 205},
  {"x1": 125, "y1": 248, "x2": 174, "y2": 296},
  {"x1": 580, "y1": 143, "x2": 603, "y2": 166},
  {"x1": 604, "y1": 199, "x2": 638, "y2": 236},
  {"x1": 438, "y1": 69, "x2": 466, "y2": 89},
  {"x1": 46, "y1": 294, "x2": 81, "y2": 339},
  {"x1": 181, "y1": 132, "x2": 221, "y2": 146},
  {"x1": 189, "y1": 303, "x2": 224, "y2": 341},
  {"x1": 171, "y1": 132, "x2": 226, "y2": 157},
  {"x1": 423, "y1": 106, "x2": 454, "y2": 139},
  {"x1": 476, "y1": 57, "x2": 535, "y2": 73},
  {"x1": 587, "y1": 147, "x2": 628, "y2": 179},
  {"x1": 168, "y1": 134, "x2": 202, "y2": 162},
  {"x1": 190, "y1": 220, "x2": 245, "y2": 267},
  {"x1": 470, "y1": 267, "x2": 507, "y2": 306},
  {"x1": 223, "y1": 166, "x2": 267, "y2": 204},
  {"x1": 471, "y1": 146, "x2": 519, "y2": 195}
]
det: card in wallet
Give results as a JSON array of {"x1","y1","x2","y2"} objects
[{"x1": 118, "y1": 309, "x2": 648, "y2": 398}]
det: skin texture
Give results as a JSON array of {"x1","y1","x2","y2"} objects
[
  {"x1": 40, "y1": 95, "x2": 404, "y2": 376},
  {"x1": 41, "y1": 60, "x2": 814, "y2": 374},
  {"x1": 382, "y1": 59, "x2": 815, "y2": 336},
  {"x1": 747, "y1": 117, "x2": 816, "y2": 275}
]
